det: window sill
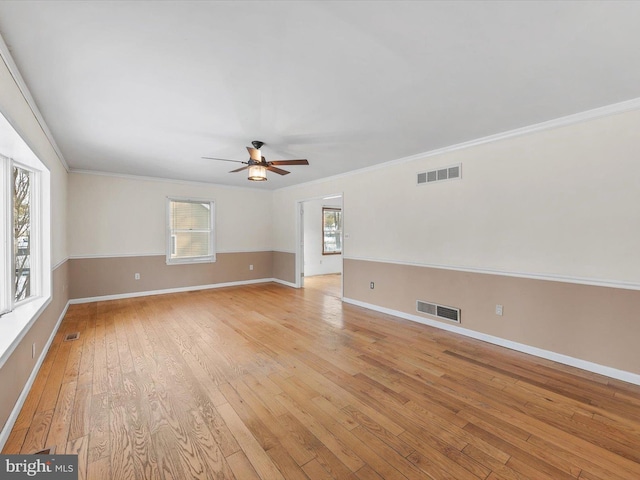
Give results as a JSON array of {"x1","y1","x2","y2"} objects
[
  {"x1": 166, "y1": 256, "x2": 216, "y2": 265},
  {"x1": 0, "y1": 296, "x2": 51, "y2": 370}
]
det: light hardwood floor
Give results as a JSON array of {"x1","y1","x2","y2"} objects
[{"x1": 3, "y1": 275, "x2": 640, "y2": 479}]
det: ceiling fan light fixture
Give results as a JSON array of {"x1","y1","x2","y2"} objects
[{"x1": 248, "y1": 165, "x2": 267, "y2": 181}]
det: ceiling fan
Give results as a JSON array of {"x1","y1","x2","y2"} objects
[{"x1": 202, "y1": 140, "x2": 309, "y2": 181}]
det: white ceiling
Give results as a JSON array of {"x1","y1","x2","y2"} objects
[{"x1": 1, "y1": 1, "x2": 640, "y2": 189}]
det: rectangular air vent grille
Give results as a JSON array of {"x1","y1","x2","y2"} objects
[
  {"x1": 416, "y1": 300, "x2": 460, "y2": 323},
  {"x1": 417, "y1": 163, "x2": 461, "y2": 185},
  {"x1": 64, "y1": 332, "x2": 80, "y2": 342}
]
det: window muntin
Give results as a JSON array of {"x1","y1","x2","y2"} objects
[
  {"x1": 167, "y1": 198, "x2": 215, "y2": 264},
  {"x1": 322, "y1": 207, "x2": 342, "y2": 255}
]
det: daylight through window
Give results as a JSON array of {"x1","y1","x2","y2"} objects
[
  {"x1": 322, "y1": 207, "x2": 342, "y2": 255},
  {"x1": 167, "y1": 198, "x2": 216, "y2": 264},
  {"x1": 13, "y1": 166, "x2": 32, "y2": 302},
  {"x1": 1, "y1": 152, "x2": 44, "y2": 316}
]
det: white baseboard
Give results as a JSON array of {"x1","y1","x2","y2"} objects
[
  {"x1": 68, "y1": 278, "x2": 282, "y2": 304},
  {"x1": 0, "y1": 277, "x2": 298, "y2": 450},
  {"x1": 271, "y1": 278, "x2": 298, "y2": 288},
  {"x1": 342, "y1": 297, "x2": 640, "y2": 386},
  {"x1": 0, "y1": 301, "x2": 70, "y2": 451}
]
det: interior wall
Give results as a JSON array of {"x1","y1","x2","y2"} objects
[
  {"x1": 67, "y1": 172, "x2": 276, "y2": 298},
  {"x1": 0, "y1": 54, "x2": 69, "y2": 436},
  {"x1": 2, "y1": 36, "x2": 640, "y2": 447},
  {"x1": 344, "y1": 259, "x2": 640, "y2": 375},
  {"x1": 303, "y1": 196, "x2": 342, "y2": 277},
  {"x1": 272, "y1": 251, "x2": 296, "y2": 285},
  {"x1": 272, "y1": 108, "x2": 640, "y2": 377},
  {"x1": 69, "y1": 252, "x2": 273, "y2": 299},
  {"x1": 69, "y1": 172, "x2": 272, "y2": 257}
]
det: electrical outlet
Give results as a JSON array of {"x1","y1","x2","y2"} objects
[
  {"x1": 370, "y1": 282, "x2": 375, "y2": 289},
  {"x1": 134, "y1": 273, "x2": 140, "y2": 280},
  {"x1": 496, "y1": 304, "x2": 503, "y2": 316},
  {"x1": 249, "y1": 264, "x2": 254, "y2": 271}
]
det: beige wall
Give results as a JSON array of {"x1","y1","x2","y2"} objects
[
  {"x1": 66, "y1": 172, "x2": 284, "y2": 299},
  {"x1": 3, "y1": 30, "x2": 640, "y2": 441},
  {"x1": 0, "y1": 264, "x2": 69, "y2": 433},
  {"x1": 69, "y1": 252, "x2": 273, "y2": 299},
  {"x1": 345, "y1": 259, "x2": 640, "y2": 375},
  {"x1": 272, "y1": 251, "x2": 295, "y2": 284},
  {"x1": 0, "y1": 53, "x2": 69, "y2": 434},
  {"x1": 273, "y1": 108, "x2": 640, "y2": 376}
]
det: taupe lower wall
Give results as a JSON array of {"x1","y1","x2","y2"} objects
[
  {"x1": 69, "y1": 251, "x2": 276, "y2": 299},
  {"x1": 344, "y1": 258, "x2": 640, "y2": 375},
  {"x1": 272, "y1": 251, "x2": 296, "y2": 284},
  {"x1": 0, "y1": 261, "x2": 70, "y2": 434}
]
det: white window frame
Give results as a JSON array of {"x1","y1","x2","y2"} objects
[
  {"x1": 0, "y1": 110, "x2": 51, "y2": 369},
  {"x1": 170, "y1": 234, "x2": 177, "y2": 256},
  {"x1": 1, "y1": 157, "x2": 43, "y2": 313},
  {"x1": 0, "y1": 155, "x2": 11, "y2": 315},
  {"x1": 166, "y1": 197, "x2": 216, "y2": 265},
  {"x1": 12, "y1": 163, "x2": 41, "y2": 305}
]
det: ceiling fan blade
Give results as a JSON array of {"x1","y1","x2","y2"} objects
[
  {"x1": 202, "y1": 156, "x2": 246, "y2": 164},
  {"x1": 247, "y1": 147, "x2": 261, "y2": 161},
  {"x1": 269, "y1": 159, "x2": 309, "y2": 166},
  {"x1": 267, "y1": 166, "x2": 290, "y2": 175},
  {"x1": 229, "y1": 166, "x2": 249, "y2": 173}
]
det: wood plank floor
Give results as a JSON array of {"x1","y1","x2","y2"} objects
[{"x1": 4, "y1": 274, "x2": 640, "y2": 479}]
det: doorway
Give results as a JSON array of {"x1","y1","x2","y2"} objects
[{"x1": 296, "y1": 193, "x2": 343, "y2": 297}]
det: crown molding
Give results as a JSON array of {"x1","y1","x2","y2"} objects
[
  {"x1": 276, "y1": 97, "x2": 640, "y2": 192},
  {"x1": 69, "y1": 168, "x2": 272, "y2": 192},
  {"x1": 0, "y1": 34, "x2": 69, "y2": 172}
]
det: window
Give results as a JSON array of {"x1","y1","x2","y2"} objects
[
  {"x1": 0, "y1": 107, "x2": 50, "y2": 367},
  {"x1": 0, "y1": 111, "x2": 49, "y2": 320},
  {"x1": 13, "y1": 165, "x2": 33, "y2": 302},
  {"x1": 166, "y1": 198, "x2": 215, "y2": 264},
  {"x1": 322, "y1": 207, "x2": 342, "y2": 255},
  {"x1": 1, "y1": 157, "x2": 42, "y2": 315}
]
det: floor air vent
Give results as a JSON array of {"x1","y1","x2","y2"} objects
[
  {"x1": 64, "y1": 332, "x2": 80, "y2": 342},
  {"x1": 417, "y1": 163, "x2": 461, "y2": 185},
  {"x1": 417, "y1": 300, "x2": 460, "y2": 323}
]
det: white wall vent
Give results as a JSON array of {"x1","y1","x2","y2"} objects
[
  {"x1": 416, "y1": 300, "x2": 461, "y2": 323},
  {"x1": 417, "y1": 163, "x2": 461, "y2": 185}
]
